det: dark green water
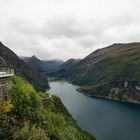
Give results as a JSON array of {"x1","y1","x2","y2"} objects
[{"x1": 48, "y1": 81, "x2": 140, "y2": 140}]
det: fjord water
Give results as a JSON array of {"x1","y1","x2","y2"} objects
[{"x1": 48, "y1": 81, "x2": 140, "y2": 140}]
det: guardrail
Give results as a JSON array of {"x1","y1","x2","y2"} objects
[{"x1": 0, "y1": 68, "x2": 14, "y2": 78}]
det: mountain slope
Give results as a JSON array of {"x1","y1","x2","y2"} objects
[
  {"x1": 0, "y1": 42, "x2": 49, "y2": 91},
  {"x1": 59, "y1": 43, "x2": 140, "y2": 84},
  {"x1": 54, "y1": 43, "x2": 140, "y2": 103},
  {"x1": 51, "y1": 58, "x2": 81, "y2": 78},
  {"x1": 23, "y1": 55, "x2": 44, "y2": 74},
  {"x1": 0, "y1": 56, "x2": 8, "y2": 67},
  {"x1": 59, "y1": 58, "x2": 81, "y2": 70},
  {"x1": 21, "y1": 55, "x2": 63, "y2": 75},
  {"x1": 0, "y1": 76, "x2": 95, "y2": 140},
  {"x1": 43, "y1": 59, "x2": 64, "y2": 74}
]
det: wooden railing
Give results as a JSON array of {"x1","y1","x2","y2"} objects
[{"x1": 0, "y1": 68, "x2": 14, "y2": 78}]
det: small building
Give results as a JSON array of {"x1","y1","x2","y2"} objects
[{"x1": 0, "y1": 67, "x2": 14, "y2": 78}]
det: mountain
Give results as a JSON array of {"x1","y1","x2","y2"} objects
[
  {"x1": 51, "y1": 58, "x2": 81, "y2": 78},
  {"x1": 0, "y1": 42, "x2": 95, "y2": 140},
  {"x1": 19, "y1": 56, "x2": 31, "y2": 62},
  {"x1": 43, "y1": 60, "x2": 64, "y2": 74},
  {"x1": 0, "y1": 42, "x2": 49, "y2": 92},
  {"x1": 21, "y1": 55, "x2": 63, "y2": 75},
  {"x1": 22, "y1": 55, "x2": 44, "y2": 74},
  {"x1": 0, "y1": 56, "x2": 8, "y2": 67},
  {"x1": 54, "y1": 43, "x2": 140, "y2": 104},
  {"x1": 59, "y1": 58, "x2": 81, "y2": 70}
]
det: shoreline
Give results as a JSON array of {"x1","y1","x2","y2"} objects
[
  {"x1": 81, "y1": 92, "x2": 140, "y2": 105},
  {"x1": 48, "y1": 79, "x2": 140, "y2": 105}
]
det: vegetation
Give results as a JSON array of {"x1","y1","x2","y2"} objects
[
  {"x1": 53, "y1": 43, "x2": 140, "y2": 103},
  {"x1": 0, "y1": 76, "x2": 95, "y2": 140},
  {"x1": 0, "y1": 41, "x2": 49, "y2": 92},
  {"x1": 54, "y1": 43, "x2": 140, "y2": 85},
  {"x1": 78, "y1": 82, "x2": 140, "y2": 104}
]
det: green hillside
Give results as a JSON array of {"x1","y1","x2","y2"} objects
[
  {"x1": 54, "y1": 43, "x2": 140, "y2": 103},
  {"x1": 0, "y1": 76, "x2": 95, "y2": 140},
  {"x1": 50, "y1": 58, "x2": 81, "y2": 78}
]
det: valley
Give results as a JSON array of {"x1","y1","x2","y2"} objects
[
  {"x1": 1, "y1": 0, "x2": 140, "y2": 139},
  {"x1": 1, "y1": 41, "x2": 140, "y2": 139}
]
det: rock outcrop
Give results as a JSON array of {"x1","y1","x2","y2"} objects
[{"x1": 0, "y1": 77, "x2": 12, "y2": 96}]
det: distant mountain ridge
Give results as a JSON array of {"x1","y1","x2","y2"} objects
[
  {"x1": 50, "y1": 58, "x2": 81, "y2": 78},
  {"x1": 0, "y1": 42, "x2": 49, "y2": 91},
  {"x1": 56, "y1": 43, "x2": 140, "y2": 84},
  {"x1": 21, "y1": 55, "x2": 64, "y2": 76},
  {"x1": 59, "y1": 58, "x2": 81, "y2": 69}
]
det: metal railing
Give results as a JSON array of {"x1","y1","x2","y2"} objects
[{"x1": 0, "y1": 68, "x2": 14, "y2": 78}]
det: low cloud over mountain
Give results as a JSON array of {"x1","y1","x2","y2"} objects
[{"x1": 0, "y1": 0, "x2": 140, "y2": 60}]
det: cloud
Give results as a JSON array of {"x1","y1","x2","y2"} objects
[
  {"x1": 42, "y1": 16, "x2": 81, "y2": 38},
  {"x1": 41, "y1": 16, "x2": 106, "y2": 39},
  {"x1": 0, "y1": 0, "x2": 140, "y2": 60}
]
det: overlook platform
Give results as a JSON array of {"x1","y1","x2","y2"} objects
[{"x1": 0, "y1": 67, "x2": 14, "y2": 78}]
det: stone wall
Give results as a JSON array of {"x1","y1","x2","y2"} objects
[{"x1": 0, "y1": 77, "x2": 12, "y2": 96}]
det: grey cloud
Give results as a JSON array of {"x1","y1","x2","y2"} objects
[
  {"x1": 10, "y1": 19, "x2": 41, "y2": 36},
  {"x1": 41, "y1": 14, "x2": 140, "y2": 45},
  {"x1": 42, "y1": 17, "x2": 84, "y2": 38},
  {"x1": 74, "y1": 35, "x2": 98, "y2": 48},
  {"x1": 41, "y1": 16, "x2": 108, "y2": 39},
  {"x1": 9, "y1": 17, "x2": 102, "y2": 49},
  {"x1": 5, "y1": 12, "x2": 140, "y2": 60}
]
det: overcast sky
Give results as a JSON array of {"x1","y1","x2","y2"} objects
[{"x1": 0, "y1": 0, "x2": 140, "y2": 61}]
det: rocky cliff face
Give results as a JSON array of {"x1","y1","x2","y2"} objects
[
  {"x1": 79, "y1": 81, "x2": 140, "y2": 104},
  {"x1": 0, "y1": 77, "x2": 12, "y2": 96}
]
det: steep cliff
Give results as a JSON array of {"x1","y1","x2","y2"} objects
[{"x1": 0, "y1": 42, "x2": 49, "y2": 92}]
